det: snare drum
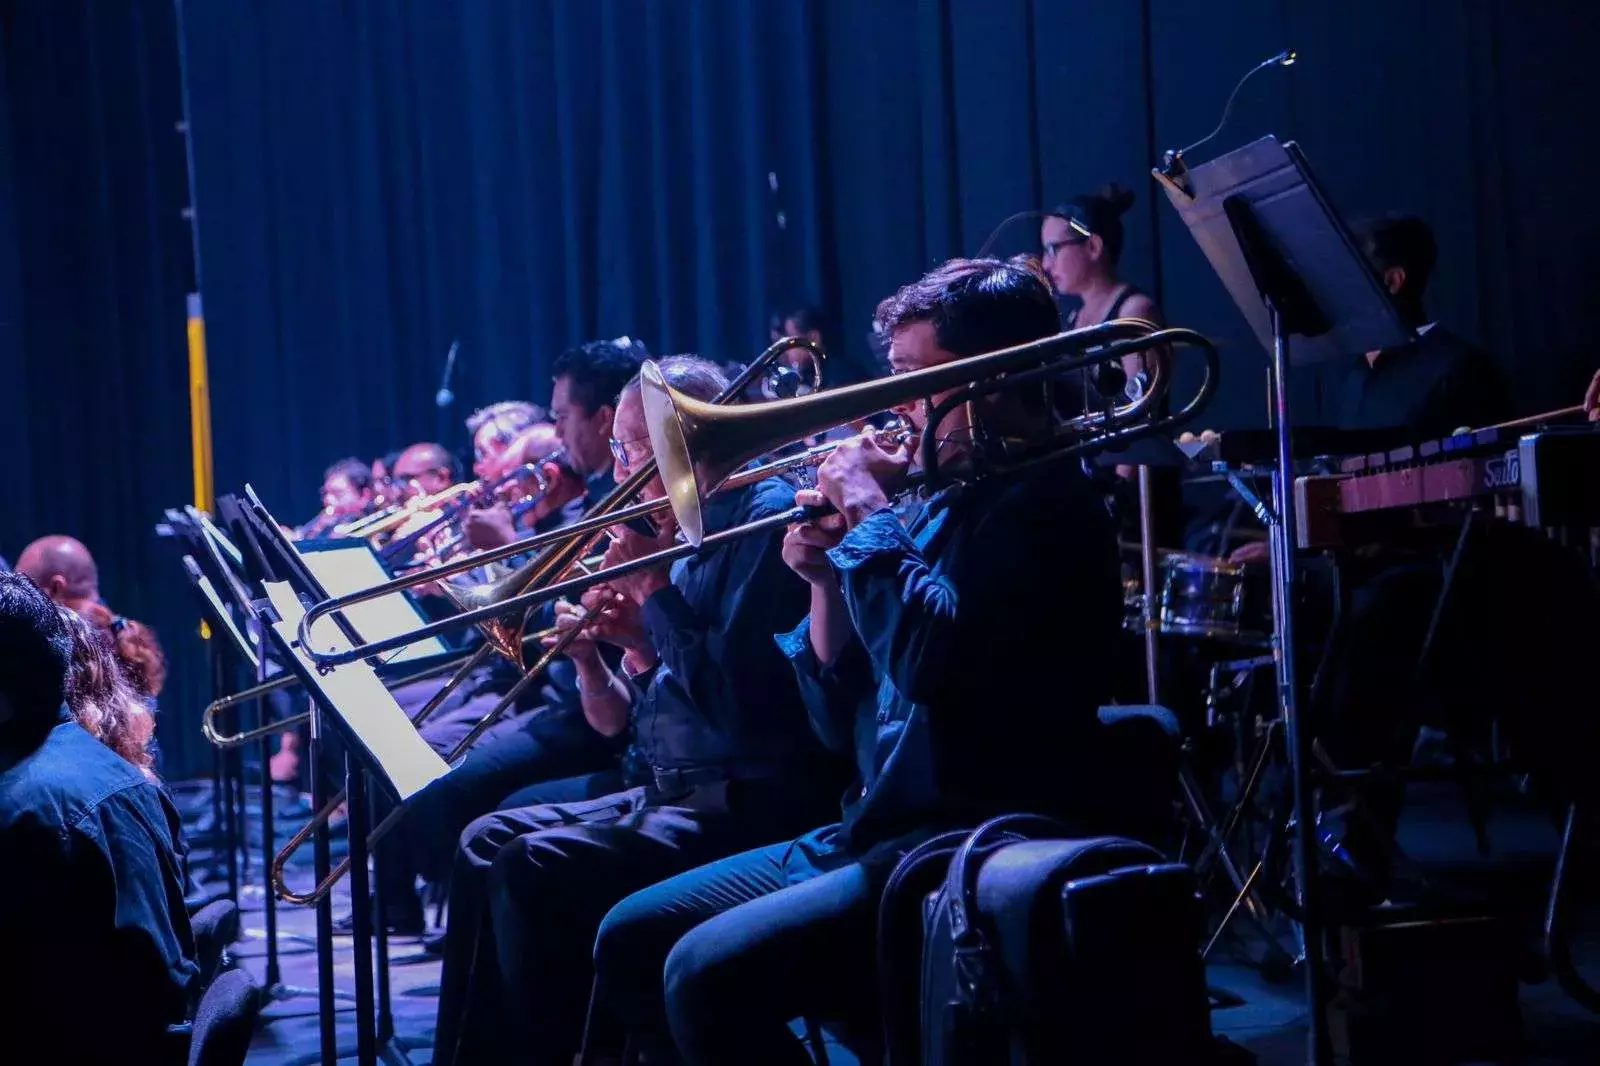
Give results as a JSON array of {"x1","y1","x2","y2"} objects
[
  {"x1": 1123, "y1": 552, "x2": 1268, "y2": 645},
  {"x1": 1158, "y1": 552, "x2": 1268, "y2": 644}
]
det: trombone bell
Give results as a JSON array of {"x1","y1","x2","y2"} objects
[
  {"x1": 640, "y1": 360, "x2": 711, "y2": 547},
  {"x1": 640, "y1": 319, "x2": 1171, "y2": 546}
]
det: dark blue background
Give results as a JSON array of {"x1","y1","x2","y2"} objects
[{"x1": 4, "y1": 0, "x2": 1599, "y2": 778}]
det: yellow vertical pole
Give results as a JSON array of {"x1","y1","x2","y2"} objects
[{"x1": 187, "y1": 292, "x2": 215, "y2": 513}]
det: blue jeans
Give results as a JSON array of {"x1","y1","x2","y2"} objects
[{"x1": 594, "y1": 832, "x2": 893, "y2": 1066}]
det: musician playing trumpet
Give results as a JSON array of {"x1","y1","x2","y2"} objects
[{"x1": 456, "y1": 422, "x2": 586, "y2": 553}]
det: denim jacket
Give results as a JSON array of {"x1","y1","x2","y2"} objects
[
  {"x1": 777, "y1": 460, "x2": 1122, "y2": 856},
  {"x1": 0, "y1": 709, "x2": 198, "y2": 1059}
]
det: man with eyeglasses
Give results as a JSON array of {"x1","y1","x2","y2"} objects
[
  {"x1": 429, "y1": 356, "x2": 840, "y2": 1066},
  {"x1": 349, "y1": 342, "x2": 653, "y2": 940}
]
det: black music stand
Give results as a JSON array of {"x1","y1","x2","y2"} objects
[
  {"x1": 159, "y1": 510, "x2": 245, "y2": 901},
  {"x1": 188, "y1": 501, "x2": 330, "y2": 997},
  {"x1": 243, "y1": 488, "x2": 451, "y2": 1066},
  {"x1": 178, "y1": 547, "x2": 334, "y2": 1017},
  {"x1": 1156, "y1": 135, "x2": 1412, "y2": 1066}
]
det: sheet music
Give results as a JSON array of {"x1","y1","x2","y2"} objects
[
  {"x1": 297, "y1": 544, "x2": 451, "y2": 665},
  {"x1": 265, "y1": 582, "x2": 450, "y2": 802}
]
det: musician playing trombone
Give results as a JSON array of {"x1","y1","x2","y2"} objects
[
  {"x1": 355, "y1": 347, "x2": 650, "y2": 939},
  {"x1": 590, "y1": 257, "x2": 1126, "y2": 1064},
  {"x1": 429, "y1": 355, "x2": 841, "y2": 1066}
]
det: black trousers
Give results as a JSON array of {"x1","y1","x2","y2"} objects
[
  {"x1": 430, "y1": 776, "x2": 834, "y2": 1066},
  {"x1": 372, "y1": 671, "x2": 621, "y2": 924}
]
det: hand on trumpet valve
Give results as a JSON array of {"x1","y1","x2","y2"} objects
[
  {"x1": 813, "y1": 430, "x2": 910, "y2": 529},
  {"x1": 1584, "y1": 368, "x2": 1600, "y2": 423},
  {"x1": 601, "y1": 523, "x2": 678, "y2": 605},
  {"x1": 783, "y1": 496, "x2": 847, "y2": 587},
  {"x1": 523, "y1": 460, "x2": 586, "y2": 525},
  {"x1": 462, "y1": 503, "x2": 518, "y2": 550}
]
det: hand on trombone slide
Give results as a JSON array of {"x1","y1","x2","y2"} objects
[
  {"x1": 541, "y1": 587, "x2": 651, "y2": 664},
  {"x1": 809, "y1": 428, "x2": 911, "y2": 528},
  {"x1": 600, "y1": 522, "x2": 679, "y2": 605}
]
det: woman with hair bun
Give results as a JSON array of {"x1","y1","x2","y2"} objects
[{"x1": 1040, "y1": 183, "x2": 1165, "y2": 399}]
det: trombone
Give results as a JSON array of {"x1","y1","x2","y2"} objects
[
  {"x1": 199, "y1": 623, "x2": 564, "y2": 748},
  {"x1": 267, "y1": 336, "x2": 824, "y2": 905},
  {"x1": 296, "y1": 318, "x2": 1218, "y2": 667}
]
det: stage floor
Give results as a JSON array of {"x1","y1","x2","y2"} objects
[
  {"x1": 229, "y1": 881, "x2": 1600, "y2": 1065},
  {"x1": 191, "y1": 783, "x2": 1599, "y2": 1064}
]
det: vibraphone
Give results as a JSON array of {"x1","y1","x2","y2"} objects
[{"x1": 1295, "y1": 424, "x2": 1600, "y2": 551}]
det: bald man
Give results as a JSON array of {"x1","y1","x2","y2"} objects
[
  {"x1": 16, "y1": 536, "x2": 100, "y2": 614},
  {"x1": 392, "y1": 442, "x2": 460, "y2": 499}
]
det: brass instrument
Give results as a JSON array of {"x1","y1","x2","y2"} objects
[
  {"x1": 296, "y1": 318, "x2": 1217, "y2": 667},
  {"x1": 297, "y1": 432, "x2": 880, "y2": 665},
  {"x1": 339, "y1": 481, "x2": 479, "y2": 543},
  {"x1": 267, "y1": 336, "x2": 826, "y2": 905},
  {"x1": 199, "y1": 623, "x2": 563, "y2": 748},
  {"x1": 378, "y1": 460, "x2": 553, "y2": 568}
]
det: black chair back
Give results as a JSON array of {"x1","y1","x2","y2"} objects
[{"x1": 187, "y1": 968, "x2": 260, "y2": 1066}]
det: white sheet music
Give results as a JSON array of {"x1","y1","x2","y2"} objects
[
  {"x1": 265, "y1": 582, "x2": 450, "y2": 802},
  {"x1": 297, "y1": 544, "x2": 450, "y2": 665}
]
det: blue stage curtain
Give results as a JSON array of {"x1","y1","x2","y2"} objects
[
  {"x1": 0, "y1": 0, "x2": 208, "y2": 778},
  {"x1": 5, "y1": 0, "x2": 1600, "y2": 778}
]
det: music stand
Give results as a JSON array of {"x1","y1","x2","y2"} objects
[
  {"x1": 244, "y1": 488, "x2": 451, "y2": 1066},
  {"x1": 1156, "y1": 135, "x2": 1412, "y2": 1066}
]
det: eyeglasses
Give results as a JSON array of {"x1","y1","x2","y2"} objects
[
  {"x1": 474, "y1": 428, "x2": 518, "y2": 463},
  {"x1": 609, "y1": 436, "x2": 651, "y2": 471},
  {"x1": 1042, "y1": 236, "x2": 1089, "y2": 261},
  {"x1": 1042, "y1": 217, "x2": 1094, "y2": 262}
]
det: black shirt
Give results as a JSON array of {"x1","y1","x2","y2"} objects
[
  {"x1": 631, "y1": 478, "x2": 822, "y2": 777},
  {"x1": 1333, "y1": 324, "x2": 1509, "y2": 438}
]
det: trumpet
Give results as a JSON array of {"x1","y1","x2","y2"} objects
[
  {"x1": 267, "y1": 337, "x2": 826, "y2": 905},
  {"x1": 295, "y1": 319, "x2": 1217, "y2": 668},
  {"x1": 328, "y1": 480, "x2": 476, "y2": 544},
  {"x1": 377, "y1": 459, "x2": 557, "y2": 568}
]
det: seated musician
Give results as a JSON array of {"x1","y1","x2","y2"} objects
[
  {"x1": 430, "y1": 356, "x2": 839, "y2": 1066},
  {"x1": 0, "y1": 573, "x2": 197, "y2": 1063},
  {"x1": 466, "y1": 400, "x2": 543, "y2": 480},
  {"x1": 1330, "y1": 213, "x2": 1509, "y2": 437},
  {"x1": 459, "y1": 420, "x2": 586, "y2": 552},
  {"x1": 591, "y1": 258, "x2": 1123, "y2": 1064},
  {"x1": 357, "y1": 347, "x2": 648, "y2": 937},
  {"x1": 297, "y1": 457, "x2": 375, "y2": 538},
  {"x1": 391, "y1": 441, "x2": 460, "y2": 499}
]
